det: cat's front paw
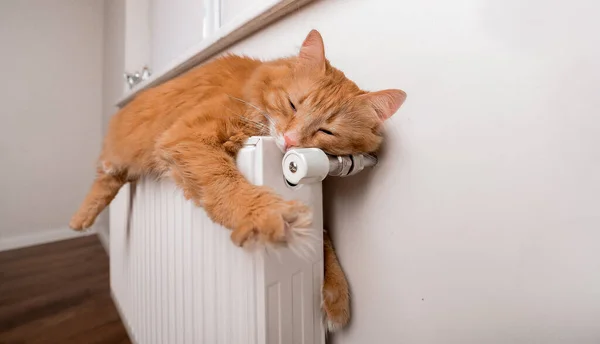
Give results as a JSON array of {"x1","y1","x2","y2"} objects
[
  {"x1": 69, "y1": 211, "x2": 95, "y2": 231},
  {"x1": 322, "y1": 282, "x2": 350, "y2": 332},
  {"x1": 230, "y1": 199, "x2": 313, "y2": 248}
]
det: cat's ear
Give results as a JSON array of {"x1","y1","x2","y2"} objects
[
  {"x1": 298, "y1": 29, "x2": 326, "y2": 71},
  {"x1": 362, "y1": 89, "x2": 407, "y2": 121}
]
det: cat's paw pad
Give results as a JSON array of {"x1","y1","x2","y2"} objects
[
  {"x1": 69, "y1": 212, "x2": 95, "y2": 231},
  {"x1": 230, "y1": 200, "x2": 313, "y2": 248},
  {"x1": 322, "y1": 283, "x2": 350, "y2": 332}
]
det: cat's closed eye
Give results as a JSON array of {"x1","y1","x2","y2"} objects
[
  {"x1": 288, "y1": 99, "x2": 296, "y2": 112},
  {"x1": 318, "y1": 128, "x2": 334, "y2": 136}
]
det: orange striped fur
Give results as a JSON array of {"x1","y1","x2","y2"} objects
[{"x1": 70, "y1": 30, "x2": 406, "y2": 331}]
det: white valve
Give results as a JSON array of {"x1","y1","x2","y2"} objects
[
  {"x1": 282, "y1": 148, "x2": 330, "y2": 185},
  {"x1": 282, "y1": 148, "x2": 378, "y2": 185}
]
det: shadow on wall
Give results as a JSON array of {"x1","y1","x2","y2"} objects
[
  {"x1": 323, "y1": 129, "x2": 406, "y2": 232},
  {"x1": 321, "y1": 133, "x2": 404, "y2": 333}
]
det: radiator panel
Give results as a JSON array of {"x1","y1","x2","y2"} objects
[{"x1": 110, "y1": 137, "x2": 324, "y2": 344}]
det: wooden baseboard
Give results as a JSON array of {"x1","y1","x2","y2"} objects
[
  {"x1": 0, "y1": 227, "x2": 97, "y2": 252},
  {"x1": 97, "y1": 227, "x2": 110, "y2": 255}
]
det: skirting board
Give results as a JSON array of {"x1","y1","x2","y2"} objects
[
  {"x1": 0, "y1": 227, "x2": 98, "y2": 252},
  {"x1": 97, "y1": 227, "x2": 110, "y2": 255}
]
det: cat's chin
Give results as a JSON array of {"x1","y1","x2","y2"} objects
[
  {"x1": 275, "y1": 137, "x2": 286, "y2": 153},
  {"x1": 268, "y1": 130, "x2": 286, "y2": 153}
]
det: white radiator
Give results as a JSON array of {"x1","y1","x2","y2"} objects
[{"x1": 109, "y1": 137, "x2": 325, "y2": 344}]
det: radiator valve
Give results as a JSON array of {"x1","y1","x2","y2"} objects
[{"x1": 282, "y1": 148, "x2": 377, "y2": 185}]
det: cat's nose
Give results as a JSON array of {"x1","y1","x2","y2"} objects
[{"x1": 284, "y1": 134, "x2": 297, "y2": 149}]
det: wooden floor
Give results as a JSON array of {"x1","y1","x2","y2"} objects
[{"x1": 0, "y1": 235, "x2": 130, "y2": 344}]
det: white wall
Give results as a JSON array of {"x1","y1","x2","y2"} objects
[
  {"x1": 104, "y1": 0, "x2": 126, "y2": 133},
  {"x1": 149, "y1": 0, "x2": 204, "y2": 73},
  {"x1": 226, "y1": 0, "x2": 600, "y2": 342},
  {"x1": 125, "y1": 0, "x2": 150, "y2": 74},
  {"x1": 97, "y1": 0, "x2": 126, "y2": 250},
  {"x1": 0, "y1": 0, "x2": 104, "y2": 250}
]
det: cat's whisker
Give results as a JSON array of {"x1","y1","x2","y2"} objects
[
  {"x1": 241, "y1": 123, "x2": 269, "y2": 135},
  {"x1": 226, "y1": 108, "x2": 271, "y2": 134},
  {"x1": 237, "y1": 116, "x2": 268, "y2": 130},
  {"x1": 260, "y1": 111, "x2": 276, "y2": 128},
  {"x1": 227, "y1": 95, "x2": 277, "y2": 128},
  {"x1": 236, "y1": 118, "x2": 267, "y2": 131}
]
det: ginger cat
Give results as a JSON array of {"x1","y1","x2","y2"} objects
[{"x1": 70, "y1": 30, "x2": 405, "y2": 331}]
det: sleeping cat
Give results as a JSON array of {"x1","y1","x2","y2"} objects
[{"x1": 70, "y1": 30, "x2": 406, "y2": 331}]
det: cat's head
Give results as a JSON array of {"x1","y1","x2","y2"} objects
[{"x1": 249, "y1": 30, "x2": 406, "y2": 155}]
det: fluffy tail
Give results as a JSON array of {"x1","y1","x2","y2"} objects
[
  {"x1": 69, "y1": 169, "x2": 126, "y2": 231},
  {"x1": 322, "y1": 231, "x2": 350, "y2": 332}
]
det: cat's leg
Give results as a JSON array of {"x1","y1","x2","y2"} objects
[
  {"x1": 69, "y1": 166, "x2": 127, "y2": 231},
  {"x1": 169, "y1": 169, "x2": 199, "y2": 203},
  {"x1": 157, "y1": 127, "x2": 312, "y2": 247},
  {"x1": 322, "y1": 230, "x2": 350, "y2": 332}
]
